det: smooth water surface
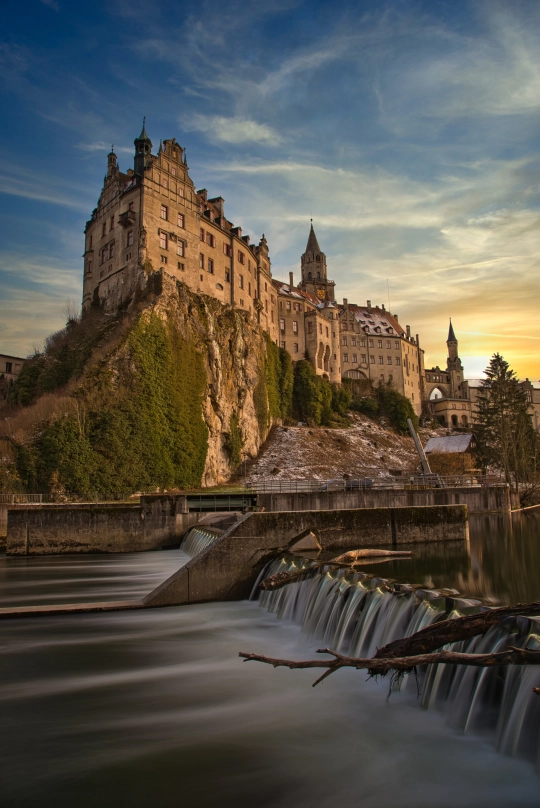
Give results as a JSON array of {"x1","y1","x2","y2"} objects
[{"x1": 0, "y1": 514, "x2": 539, "y2": 807}]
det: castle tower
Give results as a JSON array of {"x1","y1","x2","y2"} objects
[
  {"x1": 134, "y1": 118, "x2": 153, "y2": 176},
  {"x1": 106, "y1": 148, "x2": 118, "y2": 179},
  {"x1": 298, "y1": 222, "x2": 335, "y2": 302}
]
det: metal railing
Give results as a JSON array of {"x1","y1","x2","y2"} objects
[
  {"x1": 245, "y1": 474, "x2": 505, "y2": 494},
  {"x1": 0, "y1": 494, "x2": 43, "y2": 505}
]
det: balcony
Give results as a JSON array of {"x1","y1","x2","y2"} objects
[{"x1": 118, "y1": 210, "x2": 137, "y2": 228}]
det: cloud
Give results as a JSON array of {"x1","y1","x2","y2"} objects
[
  {"x1": 0, "y1": 166, "x2": 91, "y2": 211},
  {"x1": 76, "y1": 141, "x2": 133, "y2": 155},
  {"x1": 184, "y1": 115, "x2": 282, "y2": 146}
]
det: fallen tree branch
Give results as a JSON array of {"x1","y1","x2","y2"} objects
[
  {"x1": 260, "y1": 549, "x2": 413, "y2": 591},
  {"x1": 239, "y1": 646, "x2": 540, "y2": 687},
  {"x1": 373, "y1": 601, "x2": 540, "y2": 661}
]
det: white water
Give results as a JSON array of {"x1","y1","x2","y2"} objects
[
  {"x1": 259, "y1": 556, "x2": 540, "y2": 768},
  {"x1": 181, "y1": 526, "x2": 220, "y2": 558}
]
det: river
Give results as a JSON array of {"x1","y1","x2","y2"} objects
[{"x1": 0, "y1": 514, "x2": 539, "y2": 807}]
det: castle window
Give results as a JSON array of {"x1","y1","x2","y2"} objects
[
  {"x1": 294, "y1": 343, "x2": 299, "y2": 353},
  {"x1": 343, "y1": 322, "x2": 348, "y2": 331},
  {"x1": 316, "y1": 255, "x2": 320, "y2": 261},
  {"x1": 208, "y1": 258, "x2": 214, "y2": 274},
  {"x1": 308, "y1": 272, "x2": 312, "y2": 279},
  {"x1": 319, "y1": 323, "x2": 322, "y2": 334},
  {"x1": 342, "y1": 337, "x2": 347, "y2": 346},
  {"x1": 177, "y1": 242, "x2": 185, "y2": 257},
  {"x1": 370, "y1": 356, "x2": 375, "y2": 364},
  {"x1": 206, "y1": 232, "x2": 215, "y2": 247},
  {"x1": 271, "y1": 294, "x2": 275, "y2": 303},
  {"x1": 100, "y1": 247, "x2": 107, "y2": 264},
  {"x1": 280, "y1": 341, "x2": 285, "y2": 349},
  {"x1": 160, "y1": 205, "x2": 168, "y2": 221},
  {"x1": 240, "y1": 299, "x2": 244, "y2": 307},
  {"x1": 179, "y1": 187, "x2": 184, "y2": 198},
  {"x1": 178, "y1": 262, "x2": 184, "y2": 270},
  {"x1": 178, "y1": 213, "x2": 185, "y2": 228},
  {"x1": 201, "y1": 228, "x2": 205, "y2": 242},
  {"x1": 162, "y1": 178, "x2": 168, "y2": 189},
  {"x1": 265, "y1": 282, "x2": 267, "y2": 292},
  {"x1": 171, "y1": 167, "x2": 176, "y2": 176},
  {"x1": 248, "y1": 260, "x2": 252, "y2": 273},
  {"x1": 5, "y1": 362, "x2": 12, "y2": 373},
  {"x1": 360, "y1": 339, "x2": 366, "y2": 347},
  {"x1": 308, "y1": 321, "x2": 313, "y2": 334},
  {"x1": 395, "y1": 357, "x2": 401, "y2": 365},
  {"x1": 279, "y1": 318, "x2": 285, "y2": 332},
  {"x1": 88, "y1": 235, "x2": 93, "y2": 249},
  {"x1": 239, "y1": 274, "x2": 244, "y2": 289},
  {"x1": 110, "y1": 216, "x2": 114, "y2": 231},
  {"x1": 378, "y1": 356, "x2": 384, "y2": 364},
  {"x1": 238, "y1": 251, "x2": 245, "y2": 264},
  {"x1": 293, "y1": 321, "x2": 298, "y2": 333},
  {"x1": 369, "y1": 339, "x2": 374, "y2": 348},
  {"x1": 326, "y1": 327, "x2": 329, "y2": 337},
  {"x1": 127, "y1": 231, "x2": 134, "y2": 246},
  {"x1": 225, "y1": 269, "x2": 230, "y2": 283},
  {"x1": 286, "y1": 300, "x2": 291, "y2": 310},
  {"x1": 223, "y1": 243, "x2": 232, "y2": 257},
  {"x1": 386, "y1": 340, "x2": 391, "y2": 349},
  {"x1": 265, "y1": 299, "x2": 268, "y2": 312},
  {"x1": 87, "y1": 260, "x2": 92, "y2": 274},
  {"x1": 387, "y1": 356, "x2": 392, "y2": 365},
  {"x1": 216, "y1": 283, "x2": 223, "y2": 290},
  {"x1": 160, "y1": 255, "x2": 168, "y2": 264},
  {"x1": 102, "y1": 223, "x2": 107, "y2": 237},
  {"x1": 352, "y1": 354, "x2": 357, "y2": 363},
  {"x1": 160, "y1": 232, "x2": 168, "y2": 250},
  {"x1": 343, "y1": 353, "x2": 349, "y2": 363},
  {"x1": 394, "y1": 341, "x2": 400, "y2": 350},
  {"x1": 199, "y1": 253, "x2": 204, "y2": 269},
  {"x1": 377, "y1": 339, "x2": 383, "y2": 348},
  {"x1": 351, "y1": 337, "x2": 356, "y2": 346},
  {"x1": 361, "y1": 354, "x2": 367, "y2": 363},
  {"x1": 109, "y1": 242, "x2": 114, "y2": 259}
]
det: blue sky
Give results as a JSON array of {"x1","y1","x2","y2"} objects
[{"x1": 1, "y1": 0, "x2": 540, "y2": 378}]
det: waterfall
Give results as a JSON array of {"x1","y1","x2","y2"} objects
[
  {"x1": 181, "y1": 526, "x2": 221, "y2": 558},
  {"x1": 258, "y1": 555, "x2": 540, "y2": 767}
]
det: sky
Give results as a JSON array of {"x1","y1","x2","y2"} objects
[{"x1": 1, "y1": 0, "x2": 539, "y2": 379}]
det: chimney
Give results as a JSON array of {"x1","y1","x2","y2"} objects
[
  {"x1": 231, "y1": 226, "x2": 242, "y2": 239},
  {"x1": 289, "y1": 271, "x2": 294, "y2": 290},
  {"x1": 197, "y1": 189, "x2": 208, "y2": 203},
  {"x1": 394, "y1": 313, "x2": 398, "y2": 321},
  {"x1": 406, "y1": 325, "x2": 411, "y2": 338},
  {"x1": 367, "y1": 300, "x2": 371, "y2": 309},
  {"x1": 416, "y1": 333, "x2": 420, "y2": 348},
  {"x1": 343, "y1": 298, "x2": 348, "y2": 308},
  {"x1": 208, "y1": 196, "x2": 225, "y2": 217},
  {"x1": 381, "y1": 303, "x2": 385, "y2": 311}
]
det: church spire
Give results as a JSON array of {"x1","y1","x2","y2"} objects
[
  {"x1": 447, "y1": 318, "x2": 457, "y2": 343},
  {"x1": 305, "y1": 220, "x2": 321, "y2": 255}
]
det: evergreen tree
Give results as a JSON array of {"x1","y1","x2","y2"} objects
[{"x1": 474, "y1": 354, "x2": 539, "y2": 493}]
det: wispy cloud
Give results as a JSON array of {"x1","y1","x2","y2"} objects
[{"x1": 184, "y1": 115, "x2": 282, "y2": 146}]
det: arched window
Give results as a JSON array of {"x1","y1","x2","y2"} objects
[
  {"x1": 461, "y1": 415, "x2": 468, "y2": 426},
  {"x1": 451, "y1": 415, "x2": 458, "y2": 426},
  {"x1": 429, "y1": 387, "x2": 446, "y2": 400},
  {"x1": 316, "y1": 255, "x2": 321, "y2": 262},
  {"x1": 308, "y1": 272, "x2": 312, "y2": 279},
  {"x1": 317, "y1": 271, "x2": 320, "y2": 279}
]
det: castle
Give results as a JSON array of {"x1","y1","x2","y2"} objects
[{"x1": 82, "y1": 123, "x2": 540, "y2": 427}]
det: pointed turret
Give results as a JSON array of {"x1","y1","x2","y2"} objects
[
  {"x1": 134, "y1": 118, "x2": 153, "y2": 176},
  {"x1": 447, "y1": 319, "x2": 457, "y2": 344},
  {"x1": 305, "y1": 222, "x2": 321, "y2": 255},
  {"x1": 299, "y1": 221, "x2": 334, "y2": 302}
]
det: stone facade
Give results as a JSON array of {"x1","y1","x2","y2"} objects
[{"x1": 82, "y1": 124, "x2": 434, "y2": 416}]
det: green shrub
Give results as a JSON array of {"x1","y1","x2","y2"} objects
[{"x1": 378, "y1": 383, "x2": 418, "y2": 434}]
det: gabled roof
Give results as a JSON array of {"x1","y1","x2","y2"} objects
[
  {"x1": 272, "y1": 279, "x2": 320, "y2": 307},
  {"x1": 339, "y1": 303, "x2": 405, "y2": 337},
  {"x1": 424, "y1": 434, "x2": 475, "y2": 454}
]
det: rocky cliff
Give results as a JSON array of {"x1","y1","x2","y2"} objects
[{"x1": 2, "y1": 271, "x2": 281, "y2": 495}]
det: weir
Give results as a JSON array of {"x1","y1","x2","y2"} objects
[{"x1": 257, "y1": 555, "x2": 540, "y2": 767}]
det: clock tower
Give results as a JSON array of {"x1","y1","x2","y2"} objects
[{"x1": 298, "y1": 222, "x2": 335, "y2": 302}]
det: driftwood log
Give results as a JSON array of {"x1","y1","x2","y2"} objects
[
  {"x1": 260, "y1": 549, "x2": 413, "y2": 591},
  {"x1": 240, "y1": 600, "x2": 540, "y2": 689}
]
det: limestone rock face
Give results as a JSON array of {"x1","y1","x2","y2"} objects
[{"x1": 152, "y1": 273, "x2": 268, "y2": 486}]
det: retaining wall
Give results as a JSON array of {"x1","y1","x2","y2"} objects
[
  {"x1": 257, "y1": 485, "x2": 516, "y2": 514},
  {"x1": 6, "y1": 497, "x2": 200, "y2": 555},
  {"x1": 144, "y1": 504, "x2": 468, "y2": 607}
]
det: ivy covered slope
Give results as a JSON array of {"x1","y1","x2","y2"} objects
[{"x1": 5, "y1": 274, "x2": 288, "y2": 496}]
